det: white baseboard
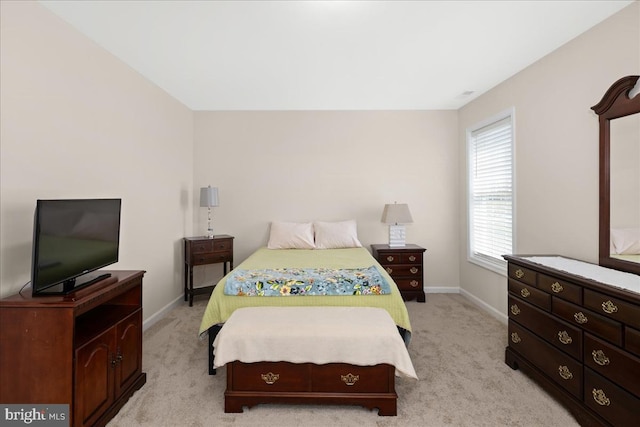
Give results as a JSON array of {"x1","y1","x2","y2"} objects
[
  {"x1": 143, "y1": 295, "x2": 183, "y2": 332},
  {"x1": 425, "y1": 286, "x2": 460, "y2": 294},
  {"x1": 459, "y1": 288, "x2": 508, "y2": 325}
]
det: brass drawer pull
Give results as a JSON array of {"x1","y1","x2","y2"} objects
[
  {"x1": 261, "y1": 372, "x2": 280, "y2": 385},
  {"x1": 410, "y1": 280, "x2": 419, "y2": 288},
  {"x1": 592, "y1": 389, "x2": 610, "y2": 406},
  {"x1": 558, "y1": 331, "x2": 573, "y2": 345},
  {"x1": 558, "y1": 365, "x2": 573, "y2": 380},
  {"x1": 408, "y1": 255, "x2": 416, "y2": 262},
  {"x1": 520, "y1": 288, "x2": 530, "y2": 298},
  {"x1": 511, "y1": 332, "x2": 521, "y2": 344},
  {"x1": 341, "y1": 373, "x2": 359, "y2": 386},
  {"x1": 409, "y1": 267, "x2": 418, "y2": 274},
  {"x1": 551, "y1": 282, "x2": 564, "y2": 293},
  {"x1": 515, "y1": 269, "x2": 525, "y2": 279},
  {"x1": 574, "y1": 312, "x2": 588, "y2": 324},
  {"x1": 510, "y1": 304, "x2": 521, "y2": 316},
  {"x1": 601, "y1": 300, "x2": 618, "y2": 314},
  {"x1": 386, "y1": 267, "x2": 393, "y2": 274},
  {"x1": 386, "y1": 255, "x2": 394, "y2": 262},
  {"x1": 592, "y1": 350, "x2": 610, "y2": 366}
]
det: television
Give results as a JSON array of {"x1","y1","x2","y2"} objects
[{"x1": 31, "y1": 198, "x2": 121, "y2": 296}]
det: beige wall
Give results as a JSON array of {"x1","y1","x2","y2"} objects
[
  {"x1": 0, "y1": 1, "x2": 194, "y2": 321},
  {"x1": 193, "y1": 111, "x2": 461, "y2": 290},
  {"x1": 457, "y1": 2, "x2": 640, "y2": 319}
]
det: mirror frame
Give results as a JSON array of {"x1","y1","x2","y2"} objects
[{"x1": 591, "y1": 75, "x2": 640, "y2": 275}]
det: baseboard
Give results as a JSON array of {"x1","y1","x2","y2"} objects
[
  {"x1": 425, "y1": 286, "x2": 460, "y2": 294},
  {"x1": 459, "y1": 288, "x2": 508, "y2": 325},
  {"x1": 143, "y1": 295, "x2": 183, "y2": 331}
]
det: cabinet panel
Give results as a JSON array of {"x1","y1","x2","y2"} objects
[
  {"x1": 115, "y1": 310, "x2": 143, "y2": 396},
  {"x1": 74, "y1": 328, "x2": 116, "y2": 427}
]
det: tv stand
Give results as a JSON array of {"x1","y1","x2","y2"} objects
[{"x1": 0, "y1": 270, "x2": 146, "y2": 427}]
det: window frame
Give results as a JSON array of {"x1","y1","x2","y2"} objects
[{"x1": 466, "y1": 108, "x2": 516, "y2": 276}]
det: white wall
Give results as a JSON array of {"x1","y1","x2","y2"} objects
[
  {"x1": 193, "y1": 111, "x2": 461, "y2": 291},
  {"x1": 457, "y1": 2, "x2": 640, "y2": 318},
  {"x1": 0, "y1": 1, "x2": 194, "y2": 320}
]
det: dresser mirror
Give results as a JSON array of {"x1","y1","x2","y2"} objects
[{"x1": 592, "y1": 75, "x2": 640, "y2": 275}]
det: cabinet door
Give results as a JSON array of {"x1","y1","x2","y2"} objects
[
  {"x1": 115, "y1": 310, "x2": 143, "y2": 397},
  {"x1": 74, "y1": 328, "x2": 116, "y2": 427}
]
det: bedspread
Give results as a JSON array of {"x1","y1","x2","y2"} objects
[
  {"x1": 198, "y1": 247, "x2": 412, "y2": 342},
  {"x1": 213, "y1": 306, "x2": 418, "y2": 379},
  {"x1": 224, "y1": 266, "x2": 391, "y2": 296}
]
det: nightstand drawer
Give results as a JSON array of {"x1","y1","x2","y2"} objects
[
  {"x1": 394, "y1": 278, "x2": 423, "y2": 291},
  {"x1": 190, "y1": 238, "x2": 233, "y2": 254},
  {"x1": 192, "y1": 251, "x2": 233, "y2": 265},
  {"x1": 383, "y1": 265, "x2": 422, "y2": 277}
]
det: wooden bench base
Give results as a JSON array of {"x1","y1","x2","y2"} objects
[{"x1": 225, "y1": 361, "x2": 397, "y2": 416}]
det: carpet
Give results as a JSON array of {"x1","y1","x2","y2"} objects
[{"x1": 107, "y1": 294, "x2": 579, "y2": 427}]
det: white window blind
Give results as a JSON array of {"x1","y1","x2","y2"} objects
[{"x1": 468, "y1": 114, "x2": 514, "y2": 273}]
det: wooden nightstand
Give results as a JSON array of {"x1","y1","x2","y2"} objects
[
  {"x1": 371, "y1": 244, "x2": 426, "y2": 302},
  {"x1": 184, "y1": 235, "x2": 234, "y2": 306}
]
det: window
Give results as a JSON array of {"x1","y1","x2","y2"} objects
[{"x1": 467, "y1": 110, "x2": 514, "y2": 274}]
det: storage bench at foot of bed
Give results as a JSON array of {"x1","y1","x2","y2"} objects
[{"x1": 225, "y1": 361, "x2": 397, "y2": 416}]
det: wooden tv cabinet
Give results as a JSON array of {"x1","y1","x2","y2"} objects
[{"x1": 0, "y1": 270, "x2": 146, "y2": 427}]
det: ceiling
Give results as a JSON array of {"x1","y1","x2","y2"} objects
[{"x1": 40, "y1": 0, "x2": 634, "y2": 111}]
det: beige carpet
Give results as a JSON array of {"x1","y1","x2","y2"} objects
[{"x1": 107, "y1": 294, "x2": 579, "y2": 427}]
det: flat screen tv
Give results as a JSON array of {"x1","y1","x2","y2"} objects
[{"x1": 31, "y1": 198, "x2": 121, "y2": 296}]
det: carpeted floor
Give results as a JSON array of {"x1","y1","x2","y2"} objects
[{"x1": 107, "y1": 294, "x2": 580, "y2": 426}]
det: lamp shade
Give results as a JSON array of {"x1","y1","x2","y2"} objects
[
  {"x1": 381, "y1": 203, "x2": 413, "y2": 225},
  {"x1": 200, "y1": 186, "x2": 219, "y2": 208}
]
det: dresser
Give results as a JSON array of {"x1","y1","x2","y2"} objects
[
  {"x1": 371, "y1": 244, "x2": 426, "y2": 302},
  {"x1": 184, "y1": 235, "x2": 234, "y2": 306},
  {"x1": 504, "y1": 255, "x2": 640, "y2": 427}
]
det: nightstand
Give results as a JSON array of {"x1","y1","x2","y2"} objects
[
  {"x1": 184, "y1": 235, "x2": 234, "y2": 306},
  {"x1": 371, "y1": 244, "x2": 426, "y2": 302}
]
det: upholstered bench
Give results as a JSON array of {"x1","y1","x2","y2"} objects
[{"x1": 213, "y1": 306, "x2": 417, "y2": 416}]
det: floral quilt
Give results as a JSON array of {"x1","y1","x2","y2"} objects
[{"x1": 223, "y1": 266, "x2": 391, "y2": 296}]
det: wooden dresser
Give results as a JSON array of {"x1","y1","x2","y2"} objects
[{"x1": 504, "y1": 255, "x2": 640, "y2": 427}]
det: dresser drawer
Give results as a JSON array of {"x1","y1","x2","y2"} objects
[
  {"x1": 552, "y1": 298, "x2": 622, "y2": 346},
  {"x1": 508, "y1": 279, "x2": 550, "y2": 311},
  {"x1": 538, "y1": 274, "x2": 582, "y2": 305},
  {"x1": 508, "y1": 296, "x2": 582, "y2": 360},
  {"x1": 626, "y1": 327, "x2": 640, "y2": 357},
  {"x1": 228, "y1": 361, "x2": 310, "y2": 392},
  {"x1": 584, "y1": 289, "x2": 640, "y2": 330},
  {"x1": 508, "y1": 264, "x2": 536, "y2": 286},
  {"x1": 584, "y1": 333, "x2": 640, "y2": 398},
  {"x1": 383, "y1": 265, "x2": 422, "y2": 277},
  {"x1": 584, "y1": 368, "x2": 640, "y2": 427},
  {"x1": 191, "y1": 251, "x2": 233, "y2": 266},
  {"x1": 393, "y1": 278, "x2": 423, "y2": 291},
  {"x1": 508, "y1": 321, "x2": 582, "y2": 398},
  {"x1": 311, "y1": 363, "x2": 392, "y2": 393}
]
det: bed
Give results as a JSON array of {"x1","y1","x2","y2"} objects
[{"x1": 199, "y1": 246, "x2": 413, "y2": 372}]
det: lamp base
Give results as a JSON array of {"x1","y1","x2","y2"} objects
[{"x1": 388, "y1": 225, "x2": 406, "y2": 247}]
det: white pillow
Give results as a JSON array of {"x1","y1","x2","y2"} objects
[
  {"x1": 267, "y1": 221, "x2": 315, "y2": 249},
  {"x1": 314, "y1": 220, "x2": 363, "y2": 249},
  {"x1": 610, "y1": 228, "x2": 640, "y2": 255}
]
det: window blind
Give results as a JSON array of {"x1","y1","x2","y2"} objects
[{"x1": 468, "y1": 115, "x2": 514, "y2": 271}]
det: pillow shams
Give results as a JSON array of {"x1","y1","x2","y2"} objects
[
  {"x1": 314, "y1": 220, "x2": 363, "y2": 249},
  {"x1": 267, "y1": 221, "x2": 315, "y2": 249}
]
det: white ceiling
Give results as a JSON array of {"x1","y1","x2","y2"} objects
[{"x1": 40, "y1": 0, "x2": 634, "y2": 111}]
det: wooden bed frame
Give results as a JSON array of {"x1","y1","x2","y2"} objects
[{"x1": 224, "y1": 361, "x2": 397, "y2": 416}]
